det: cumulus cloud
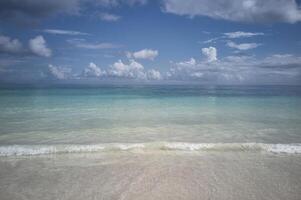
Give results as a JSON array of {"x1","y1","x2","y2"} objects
[
  {"x1": 100, "y1": 13, "x2": 121, "y2": 21},
  {"x1": 67, "y1": 39, "x2": 121, "y2": 49},
  {"x1": 44, "y1": 58, "x2": 163, "y2": 81},
  {"x1": 109, "y1": 59, "x2": 146, "y2": 79},
  {"x1": 29, "y1": 35, "x2": 52, "y2": 57},
  {"x1": 43, "y1": 29, "x2": 90, "y2": 35},
  {"x1": 261, "y1": 54, "x2": 301, "y2": 69},
  {"x1": 227, "y1": 41, "x2": 261, "y2": 50},
  {"x1": 0, "y1": 35, "x2": 23, "y2": 54},
  {"x1": 77, "y1": 59, "x2": 163, "y2": 81},
  {"x1": 201, "y1": 47, "x2": 217, "y2": 62},
  {"x1": 224, "y1": 31, "x2": 264, "y2": 38},
  {"x1": 0, "y1": 34, "x2": 53, "y2": 57},
  {"x1": 147, "y1": 69, "x2": 162, "y2": 80},
  {"x1": 106, "y1": 59, "x2": 163, "y2": 81},
  {"x1": 162, "y1": 0, "x2": 301, "y2": 23},
  {"x1": 83, "y1": 62, "x2": 106, "y2": 77},
  {"x1": 127, "y1": 49, "x2": 159, "y2": 60},
  {"x1": 48, "y1": 64, "x2": 71, "y2": 80},
  {"x1": 174, "y1": 58, "x2": 196, "y2": 68},
  {"x1": 167, "y1": 53, "x2": 301, "y2": 84}
]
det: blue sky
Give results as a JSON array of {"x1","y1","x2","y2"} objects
[{"x1": 0, "y1": 0, "x2": 301, "y2": 85}]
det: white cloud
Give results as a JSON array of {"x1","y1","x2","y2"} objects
[
  {"x1": 225, "y1": 55, "x2": 254, "y2": 63},
  {"x1": 0, "y1": 34, "x2": 55, "y2": 57},
  {"x1": 48, "y1": 64, "x2": 71, "y2": 80},
  {"x1": 203, "y1": 31, "x2": 265, "y2": 44},
  {"x1": 167, "y1": 53, "x2": 301, "y2": 84},
  {"x1": 174, "y1": 58, "x2": 196, "y2": 68},
  {"x1": 0, "y1": 35, "x2": 23, "y2": 54},
  {"x1": 67, "y1": 39, "x2": 121, "y2": 49},
  {"x1": 79, "y1": 59, "x2": 163, "y2": 81},
  {"x1": 100, "y1": 13, "x2": 121, "y2": 21},
  {"x1": 128, "y1": 49, "x2": 159, "y2": 60},
  {"x1": 203, "y1": 37, "x2": 220, "y2": 44},
  {"x1": 46, "y1": 59, "x2": 163, "y2": 81},
  {"x1": 201, "y1": 47, "x2": 217, "y2": 62},
  {"x1": 83, "y1": 62, "x2": 106, "y2": 77},
  {"x1": 262, "y1": 54, "x2": 301, "y2": 66},
  {"x1": 76, "y1": 43, "x2": 120, "y2": 49},
  {"x1": 162, "y1": 0, "x2": 301, "y2": 23},
  {"x1": 125, "y1": 51, "x2": 133, "y2": 59},
  {"x1": 147, "y1": 69, "x2": 162, "y2": 80},
  {"x1": 29, "y1": 36, "x2": 52, "y2": 57},
  {"x1": 43, "y1": 29, "x2": 90, "y2": 36},
  {"x1": 109, "y1": 59, "x2": 146, "y2": 79},
  {"x1": 224, "y1": 31, "x2": 264, "y2": 38},
  {"x1": 227, "y1": 41, "x2": 261, "y2": 50},
  {"x1": 190, "y1": 72, "x2": 204, "y2": 78}
]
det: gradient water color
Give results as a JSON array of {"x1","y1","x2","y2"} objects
[{"x1": 0, "y1": 85, "x2": 301, "y2": 155}]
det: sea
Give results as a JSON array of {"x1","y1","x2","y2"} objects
[{"x1": 0, "y1": 85, "x2": 301, "y2": 199}]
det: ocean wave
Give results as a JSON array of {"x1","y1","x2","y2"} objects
[
  {"x1": 163, "y1": 143, "x2": 301, "y2": 154},
  {"x1": 0, "y1": 142, "x2": 301, "y2": 156}
]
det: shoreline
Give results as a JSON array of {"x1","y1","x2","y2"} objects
[{"x1": 1, "y1": 142, "x2": 301, "y2": 157}]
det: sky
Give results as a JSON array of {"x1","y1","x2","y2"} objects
[{"x1": 0, "y1": 0, "x2": 301, "y2": 85}]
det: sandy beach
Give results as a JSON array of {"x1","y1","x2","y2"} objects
[{"x1": 1, "y1": 151, "x2": 301, "y2": 200}]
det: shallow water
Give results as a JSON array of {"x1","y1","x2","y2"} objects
[{"x1": 0, "y1": 85, "x2": 301, "y2": 147}]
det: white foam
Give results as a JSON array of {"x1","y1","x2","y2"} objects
[
  {"x1": 263, "y1": 144, "x2": 301, "y2": 154},
  {"x1": 163, "y1": 142, "x2": 263, "y2": 151},
  {"x1": 164, "y1": 143, "x2": 215, "y2": 151},
  {"x1": 61, "y1": 145, "x2": 105, "y2": 153},
  {"x1": 0, "y1": 146, "x2": 57, "y2": 156},
  {"x1": 163, "y1": 142, "x2": 301, "y2": 154},
  {"x1": 114, "y1": 144, "x2": 145, "y2": 150},
  {"x1": 0, "y1": 143, "x2": 301, "y2": 156},
  {"x1": 0, "y1": 143, "x2": 145, "y2": 156}
]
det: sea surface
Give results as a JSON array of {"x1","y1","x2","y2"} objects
[
  {"x1": 0, "y1": 85, "x2": 301, "y2": 155},
  {"x1": 1, "y1": 85, "x2": 301, "y2": 200}
]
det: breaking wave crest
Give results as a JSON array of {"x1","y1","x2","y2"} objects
[{"x1": 0, "y1": 142, "x2": 301, "y2": 156}]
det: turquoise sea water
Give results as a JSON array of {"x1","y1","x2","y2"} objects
[
  {"x1": 0, "y1": 85, "x2": 301, "y2": 155},
  {"x1": 1, "y1": 85, "x2": 301, "y2": 200}
]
